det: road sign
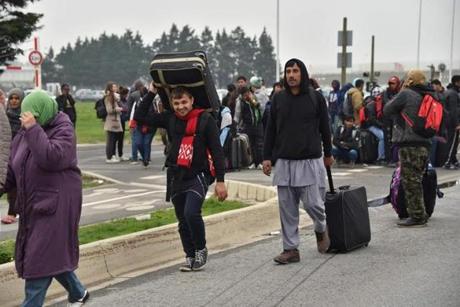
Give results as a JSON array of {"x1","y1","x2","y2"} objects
[
  {"x1": 28, "y1": 50, "x2": 43, "y2": 66},
  {"x1": 337, "y1": 52, "x2": 352, "y2": 68},
  {"x1": 338, "y1": 31, "x2": 353, "y2": 46}
]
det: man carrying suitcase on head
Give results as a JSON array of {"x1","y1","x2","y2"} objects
[{"x1": 263, "y1": 58, "x2": 334, "y2": 264}]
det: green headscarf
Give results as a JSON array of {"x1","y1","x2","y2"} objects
[{"x1": 21, "y1": 90, "x2": 58, "y2": 126}]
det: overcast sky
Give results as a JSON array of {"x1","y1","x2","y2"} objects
[{"x1": 20, "y1": 0, "x2": 460, "y2": 72}]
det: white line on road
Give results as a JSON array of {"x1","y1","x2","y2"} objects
[
  {"x1": 83, "y1": 191, "x2": 164, "y2": 207},
  {"x1": 139, "y1": 175, "x2": 165, "y2": 180}
]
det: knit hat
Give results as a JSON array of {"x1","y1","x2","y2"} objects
[
  {"x1": 21, "y1": 90, "x2": 58, "y2": 126},
  {"x1": 250, "y1": 76, "x2": 262, "y2": 88},
  {"x1": 403, "y1": 69, "x2": 426, "y2": 88},
  {"x1": 8, "y1": 88, "x2": 24, "y2": 101}
]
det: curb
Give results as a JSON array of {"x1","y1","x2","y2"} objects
[{"x1": 0, "y1": 180, "x2": 305, "y2": 307}]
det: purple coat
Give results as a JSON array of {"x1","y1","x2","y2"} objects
[{"x1": 3, "y1": 112, "x2": 82, "y2": 279}]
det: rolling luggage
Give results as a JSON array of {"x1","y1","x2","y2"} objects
[
  {"x1": 229, "y1": 136, "x2": 242, "y2": 171},
  {"x1": 358, "y1": 129, "x2": 378, "y2": 163},
  {"x1": 389, "y1": 164, "x2": 439, "y2": 219},
  {"x1": 150, "y1": 50, "x2": 220, "y2": 111},
  {"x1": 238, "y1": 133, "x2": 253, "y2": 168},
  {"x1": 325, "y1": 166, "x2": 371, "y2": 252}
]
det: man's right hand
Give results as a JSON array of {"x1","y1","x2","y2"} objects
[{"x1": 262, "y1": 160, "x2": 272, "y2": 176}]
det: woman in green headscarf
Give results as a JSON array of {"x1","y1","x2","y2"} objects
[
  {"x1": 20, "y1": 90, "x2": 59, "y2": 127},
  {"x1": 1, "y1": 90, "x2": 90, "y2": 306}
]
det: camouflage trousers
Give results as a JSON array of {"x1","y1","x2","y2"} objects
[{"x1": 399, "y1": 146, "x2": 429, "y2": 220}]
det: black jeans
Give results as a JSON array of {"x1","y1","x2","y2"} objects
[
  {"x1": 106, "y1": 131, "x2": 122, "y2": 159},
  {"x1": 171, "y1": 174, "x2": 208, "y2": 258},
  {"x1": 446, "y1": 128, "x2": 459, "y2": 164}
]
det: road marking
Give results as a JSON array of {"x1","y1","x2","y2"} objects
[
  {"x1": 83, "y1": 191, "x2": 163, "y2": 207},
  {"x1": 140, "y1": 175, "x2": 165, "y2": 180},
  {"x1": 332, "y1": 172, "x2": 350, "y2": 176},
  {"x1": 128, "y1": 182, "x2": 166, "y2": 189},
  {"x1": 348, "y1": 169, "x2": 367, "y2": 173}
]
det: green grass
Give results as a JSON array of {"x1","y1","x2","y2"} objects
[
  {"x1": 75, "y1": 101, "x2": 107, "y2": 144},
  {"x1": 0, "y1": 198, "x2": 248, "y2": 264},
  {"x1": 82, "y1": 174, "x2": 106, "y2": 189}
]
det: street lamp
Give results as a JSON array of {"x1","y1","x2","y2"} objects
[
  {"x1": 449, "y1": 0, "x2": 456, "y2": 81},
  {"x1": 416, "y1": 0, "x2": 423, "y2": 68},
  {"x1": 276, "y1": 0, "x2": 280, "y2": 81}
]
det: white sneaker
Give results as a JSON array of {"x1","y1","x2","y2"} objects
[
  {"x1": 67, "y1": 290, "x2": 90, "y2": 306},
  {"x1": 119, "y1": 156, "x2": 130, "y2": 162},
  {"x1": 248, "y1": 163, "x2": 256, "y2": 170},
  {"x1": 256, "y1": 164, "x2": 263, "y2": 170},
  {"x1": 111, "y1": 156, "x2": 120, "y2": 163}
]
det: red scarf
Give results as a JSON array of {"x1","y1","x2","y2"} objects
[{"x1": 175, "y1": 109, "x2": 215, "y2": 177}]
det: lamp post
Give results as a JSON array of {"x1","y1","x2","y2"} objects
[
  {"x1": 449, "y1": 0, "x2": 456, "y2": 81},
  {"x1": 416, "y1": 0, "x2": 423, "y2": 68},
  {"x1": 276, "y1": 0, "x2": 280, "y2": 81}
]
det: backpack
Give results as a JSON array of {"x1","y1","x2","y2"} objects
[
  {"x1": 342, "y1": 92, "x2": 354, "y2": 117},
  {"x1": 359, "y1": 95, "x2": 383, "y2": 126},
  {"x1": 95, "y1": 98, "x2": 107, "y2": 119},
  {"x1": 401, "y1": 94, "x2": 444, "y2": 138}
]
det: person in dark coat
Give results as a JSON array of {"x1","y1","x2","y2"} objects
[
  {"x1": 2, "y1": 88, "x2": 24, "y2": 225},
  {"x1": 442, "y1": 75, "x2": 460, "y2": 169},
  {"x1": 56, "y1": 83, "x2": 77, "y2": 127},
  {"x1": 0, "y1": 90, "x2": 89, "y2": 307}
]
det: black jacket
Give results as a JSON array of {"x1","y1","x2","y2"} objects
[
  {"x1": 333, "y1": 125, "x2": 359, "y2": 150},
  {"x1": 445, "y1": 85, "x2": 460, "y2": 128},
  {"x1": 264, "y1": 59, "x2": 331, "y2": 162},
  {"x1": 56, "y1": 94, "x2": 76, "y2": 123},
  {"x1": 134, "y1": 92, "x2": 225, "y2": 182}
]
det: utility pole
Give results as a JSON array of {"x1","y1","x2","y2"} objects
[
  {"x1": 449, "y1": 0, "x2": 456, "y2": 81},
  {"x1": 341, "y1": 17, "x2": 348, "y2": 85},
  {"x1": 416, "y1": 0, "x2": 423, "y2": 68},
  {"x1": 370, "y1": 35, "x2": 375, "y2": 85},
  {"x1": 276, "y1": 0, "x2": 280, "y2": 81}
]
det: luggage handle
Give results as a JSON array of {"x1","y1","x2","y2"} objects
[{"x1": 326, "y1": 166, "x2": 335, "y2": 193}]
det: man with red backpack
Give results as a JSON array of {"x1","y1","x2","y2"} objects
[{"x1": 383, "y1": 70, "x2": 441, "y2": 227}]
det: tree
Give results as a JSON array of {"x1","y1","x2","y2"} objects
[
  {"x1": 0, "y1": 0, "x2": 42, "y2": 70},
  {"x1": 41, "y1": 47, "x2": 59, "y2": 84},
  {"x1": 254, "y1": 28, "x2": 276, "y2": 85}
]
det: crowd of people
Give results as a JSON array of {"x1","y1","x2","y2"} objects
[{"x1": 1, "y1": 61, "x2": 460, "y2": 306}]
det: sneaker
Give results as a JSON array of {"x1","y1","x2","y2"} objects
[
  {"x1": 68, "y1": 290, "x2": 90, "y2": 306},
  {"x1": 397, "y1": 217, "x2": 427, "y2": 227},
  {"x1": 179, "y1": 257, "x2": 195, "y2": 272},
  {"x1": 375, "y1": 159, "x2": 387, "y2": 166},
  {"x1": 273, "y1": 249, "x2": 300, "y2": 264},
  {"x1": 119, "y1": 156, "x2": 130, "y2": 162},
  {"x1": 453, "y1": 162, "x2": 460, "y2": 169},
  {"x1": 192, "y1": 247, "x2": 208, "y2": 271},
  {"x1": 248, "y1": 163, "x2": 256, "y2": 170},
  {"x1": 315, "y1": 229, "x2": 330, "y2": 254},
  {"x1": 142, "y1": 160, "x2": 149, "y2": 167},
  {"x1": 256, "y1": 164, "x2": 263, "y2": 170},
  {"x1": 443, "y1": 162, "x2": 454, "y2": 170},
  {"x1": 106, "y1": 156, "x2": 120, "y2": 163}
]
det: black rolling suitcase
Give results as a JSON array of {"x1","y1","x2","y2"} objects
[
  {"x1": 325, "y1": 166, "x2": 371, "y2": 252},
  {"x1": 150, "y1": 50, "x2": 220, "y2": 111},
  {"x1": 358, "y1": 129, "x2": 378, "y2": 163},
  {"x1": 229, "y1": 136, "x2": 242, "y2": 171}
]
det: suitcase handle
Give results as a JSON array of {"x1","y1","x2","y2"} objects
[{"x1": 326, "y1": 166, "x2": 335, "y2": 193}]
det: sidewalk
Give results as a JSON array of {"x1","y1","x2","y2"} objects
[{"x1": 53, "y1": 185, "x2": 460, "y2": 307}]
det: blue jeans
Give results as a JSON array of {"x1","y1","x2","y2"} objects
[
  {"x1": 332, "y1": 147, "x2": 358, "y2": 162},
  {"x1": 131, "y1": 128, "x2": 140, "y2": 161},
  {"x1": 368, "y1": 126, "x2": 385, "y2": 160},
  {"x1": 22, "y1": 271, "x2": 85, "y2": 307},
  {"x1": 136, "y1": 127, "x2": 156, "y2": 162}
]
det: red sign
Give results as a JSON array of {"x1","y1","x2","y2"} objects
[{"x1": 28, "y1": 50, "x2": 43, "y2": 66}]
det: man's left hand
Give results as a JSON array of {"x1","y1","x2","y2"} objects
[
  {"x1": 324, "y1": 156, "x2": 334, "y2": 167},
  {"x1": 214, "y1": 182, "x2": 228, "y2": 201}
]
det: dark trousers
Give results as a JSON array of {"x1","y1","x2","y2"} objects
[
  {"x1": 115, "y1": 121, "x2": 126, "y2": 157},
  {"x1": 446, "y1": 128, "x2": 459, "y2": 164},
  {"x1": 171, "y1": 175, "x2": 208, "y2": 258},
  {"x1": 106, "y1": 131, "x2": 122, "y2": 159},
  {"x1": 244, "y1": 126, "x2": 263, "y2": 166}
]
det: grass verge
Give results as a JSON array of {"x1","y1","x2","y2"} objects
[{"x1": 0, "y1": 198, "x2": 247, "y2": 264}]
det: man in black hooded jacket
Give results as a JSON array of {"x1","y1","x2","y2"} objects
[{"x1": 263, "y1": 58, "x2": 333, "y2": 264}]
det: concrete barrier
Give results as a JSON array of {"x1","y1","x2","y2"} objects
[{"x1": 0, "y1": 180, "x2": 309, "y2": 307}]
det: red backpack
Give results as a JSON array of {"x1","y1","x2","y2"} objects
[{"x1": 401, "y1": 94, "x2": 443, "y2": 138}]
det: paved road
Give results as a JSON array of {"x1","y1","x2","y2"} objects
[
  {"x1": 2, "y1": 143, "x2": 460, "y2": 241},
  {"x1": 53, "y1": 184, "x2": 460, "y2": 307}
]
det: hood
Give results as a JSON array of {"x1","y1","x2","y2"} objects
[
  {"x1": 409, "y1": 83, "x2": 436, "y2": 97},
  {"x1": 283, "y1": 58, "x2": 310, "y2": 95}
]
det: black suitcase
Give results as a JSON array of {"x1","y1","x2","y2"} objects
[
  {"x1": 358, "y1": 129, "x2": 378, "y2": 163},
  {"x1": 325, "y1": 166, "x2": 371, "y2": 252},
  {"x1": 150, "y1": 50, "x2": 220, "y2": 111},
  {"x1": 229, "y1": 136, "x2": 242, "y2": 170},
  {"x1": 435, "y1": 139, "x2": 450, "y2": 167}
]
